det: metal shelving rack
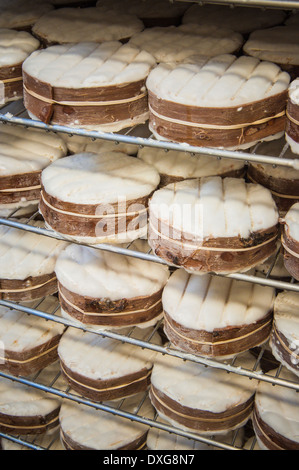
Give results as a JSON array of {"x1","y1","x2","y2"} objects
[{"x1": 0, "y1": 0, "x2": 299, "y2": 451}]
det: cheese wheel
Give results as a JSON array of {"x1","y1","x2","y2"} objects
[
  {"x1": 59, "y1": 393, "x2": 154, "y2": 450},
  {"x1": 252, "y1": 368, "x2": 299, "y2": 450},
  {"x1": 0, "y1": 28, "x2": 39, "y2": 106},
  {"x1": 243, "y1": 26, "x2": 299, "y2": 78},
  {"x1": 0, "y1": 124, "x2": 67, "y2": 211},
  {"x1": 0, "y1": 0, "x2": 53, "y2": 31},
  {"x1": 0, "y1": 296, "x2": 65, "y2": 376},
  {"x1": 32, "y1": 7, "x2": 144, "y2": 46},
  {"x1": 150, "y1": 352, "x2": 258, "y2": 435},
  {"x1": 146, "y1": 54, "x2": 290, "y2": 149},
  {"x1": 162, "y1": 269, "x2": 275, "y2": 358},
  {"x1": 286, "y1": 78, "x2": 299, "y2": 154},
  {"x1": 138, "y1": 146, "x2": 245, "y2": 187},
  {"x1": 23, "y1": 41, "x2": 156, "y2": 131},
  {"x1": 0, "y1": 363, "x2": 62, "y2": 435},
  {"x1": 247, "y1": 138, "x2": 299, "y2": 214},
  {"x1": 129, "y1": 24, "x2": 243, "y2": 64},
  {"x1": 40, "y1": 152, "x2": 160, "y2": 244},
  {"x1": 148, "y1": 176, "x2": 279, "y2": 274},
  {"x1": 0, "y1": 221, "x2": 68, "y2": 301},
  {"x1": 58, "y1": 326, "x2": 161, "y2": 401},
  {"x1": 55, "y1": 242, "x2": 169, "y2": 329},
  {"x1": 281, "y1": 202, "x2": 299, "y2": 281},
  {"x1": 270, "y1": 290, "x2": 299, "y2": 377}
]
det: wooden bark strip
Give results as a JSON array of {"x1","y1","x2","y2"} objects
[
  {"x1": 150, "y1": 112, "x2": 285, "y2": 148},
  {"x1": 0, "y1": 171, "x2": 41, "y2": 191},
  {"x1": 61, "y1": 429, "x2": 147, "y2": 451},
  {"x1": 0, "y1": 63, "x2": 22, "y2": 81},
  {"x1": 270, "y1": 324, "x2": 299, "y2": 374},
  {"x1": 0, "y1": 187, "x2": 40, "y2": 204},
  {"x1": 163, "y1": 311, "x2": 273, "y2": 358},
  {"x1": 247, "y1": 166, "x2": 299, "y2": 213},
  {"x1": 0, "y1": 408, "x2": 60, "y2": 435},
  {"x1": 148, "y1": 223, "x2": 277, "y2": 273},
  {"x1": 40, "y1": 194, "x2": 147, "y2": 239},
  {"x1": 252, "y1": 407, "x2": 299, "y2": 450},
  {"x1": 149, "y1": 214, "x2": 278, "y2": 249},
  {"x1": 286, "y1": 100, "x2": 299, "y2": 147},
  {"x1": 0, "y1": 335, "x2": 61, "y2": 377},
  {"x1": 148, "y1": 90, "x2": 288, "y2": 126},
  {"x1": 247, "y1": 165, "x2": 299, "y2": 197},
  {"x1": 41, "y1": 186, "x2": 150, "y2": 216},
  {"x1": 159, "y1": 167, "x2": 245, "y2": 188},
  {"x1": 0, "y1": 273, "x2": 58, "y2": 302},
  {"x1": 150, "y1": 385, "x2": 254, "y2": 433},
  {"x1": 60, "y1": 360, "x2": 151, "y2": 402},
  {"x1": 58, "y1": 282, "x2": 163, "y2": 327},
  {"x1": 23, "y1": 71, "x2": 149, "y2": 125},
  {"x1": 281, "y1": 229, "x2": 299, "y2": 281},
  {"x1": 148, "y1": 90, "x2": 287, "y2": 147}
]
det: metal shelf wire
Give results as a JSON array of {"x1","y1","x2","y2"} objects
[
  {"x1": 1, "y1": 100, "x2": 299, "y2": 170},
  {"x1": 174, "y1": 0, "x2": 299, "y2": 10}
]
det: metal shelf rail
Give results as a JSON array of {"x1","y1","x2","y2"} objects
[
  {"x1": 174, "y1": 0, "x2": 299, "y2": 10},
  {"x1": 1, "y1": 100, "x2": 299, "y2": 170}
]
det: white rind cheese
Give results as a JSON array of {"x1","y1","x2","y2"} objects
[
  {"x1": 129, "y1": 25, "x2": 243, "y2": 64},
  {"x1": 146, "y1": 54, "x2": 290, "y2": 108},
  {"x1": 55, "y1": 243, "x2": 169, "y2": 301},
  {"x1": 0, "y1": 221, "x2": 68, "y2": 280},
  {"x1": 0, "y1": 28, "x2": 39, "y2": 67},
  {"x1": 162, "y1": 269, "x2": 275, "y2": 332},
  {"x1": 149, "y1": 177, "x2": 279, "y2": 241},
  {"x1": 32, "y1": 7, "x2": 144, "y2": 44},
  {"x1": 0, "y1": 124, "x2": 67, "y2": 176},
  {"x1": 41, "y1": 152, "x2": 160, "y2": 205}
]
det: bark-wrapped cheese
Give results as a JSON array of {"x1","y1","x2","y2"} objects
[
  {"x1": 247, "y1": 139, "x2": 299, "y2": 215},
  {"x1": 22, "y1": 41, "x2": 156, "y2": 131},
  {"x1": 96, "y1": 0, "x2": 189, "y2": 27},
  {"x1": 243, "y1": 26, "x2": 299, "y2": 79},
  {"x1": 0, "y1": 296, "x2": 65, "y2": 377},
  {"x1": 146, "y1": 54, "x2": 290, "y2": 149},
  {"x1": 286, "y1": 78, "x2": 299, "y2": 155},
  {"x1": 0, "y1": 0, "x2": 53, "y2": 31},
  {"x1": 281, "y1": 203, "x2": 299, "y2": 281},
  {"x1": 150, "y1": 353, "x2": 258, "y2": 435},
  {"x1": 162, "y1": 269, "x2": 275, "y2": 359},
  {"x1": 182, "y1": 3, "x2": 286, "y2": 34},
  {"x1": 59, "y1": 393, "x2": 154, "y2": 450},
  {"x1": 0, "y1": 124, "x2": 67, "y2": 216},
  {"x1": 148, "y1": 176, "x2": 279, "y2": 274},
  {"x1": 40, "y1": 152, "x2": 160, "y2": 244},
  {"x1": 0, "y1": 28, "x2": 39, "y2": 107},
  {"x1": 32, "y1": 7, "x2": 143, "y2": 46},
  {"x1": 58, "y1": 327, "x2": 161, "y2": 401},
  {"x1": 138, "y1": 147, "x2": 245, "y2": 187},
  {"x1": 0, "y1": 221, "x2": 68, "y2": 301},
  {"x1": 129, "y1": 24, "x2": 243, "y2": 65},
  {"x1": 61, "y1": 134, "x2": 138, "y2": 156},
  {"x1": 270, "y1": 291, "x2": 299, "y2": 377},
  {"x1": 55, "y1": 242, "x2": 169, "y2": 329},
  {"x1": 0, "y1": 364, "x2": 61, "y2": 435},
  {"x1": 252, "y1": 368, "x2": 299, "y2": 450}
]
